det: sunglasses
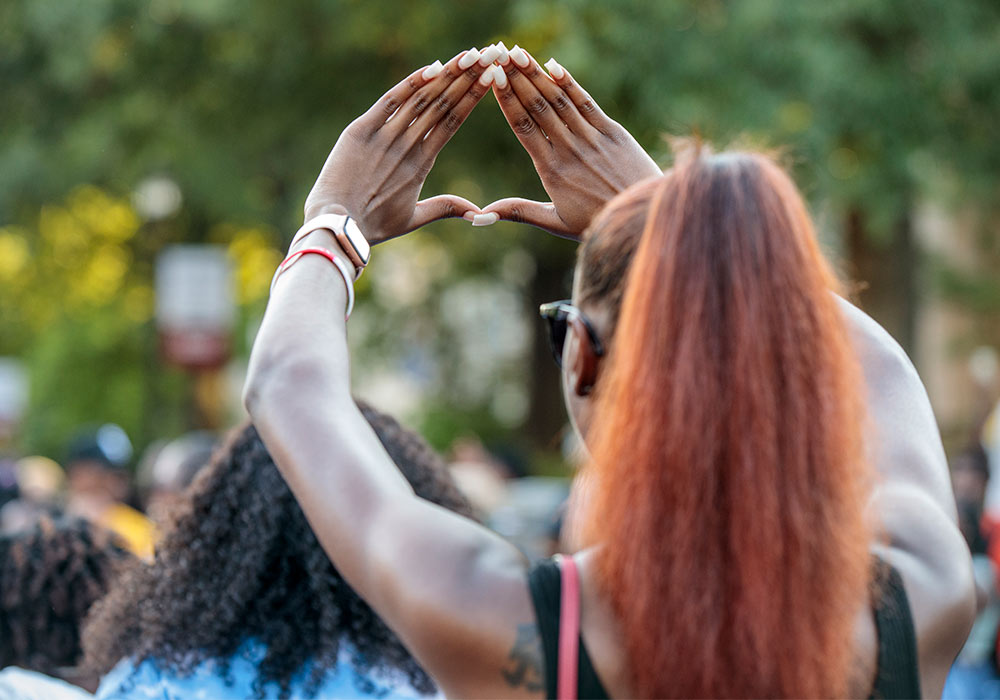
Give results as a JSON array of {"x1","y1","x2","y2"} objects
[{"x1": 538, "y1": 300, "x2": 606, "y2": 368}]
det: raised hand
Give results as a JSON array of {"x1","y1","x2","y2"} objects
[
  {"x1": 304, "y1": 47, "x2": 500, "y2": 244},
  {"x1": 483, "y1": 46, "x2": 661, "y2": 240}
]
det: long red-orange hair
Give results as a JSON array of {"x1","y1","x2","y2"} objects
[{"x1": 578, "y1": 146, "x2": 871, "y2": 698}]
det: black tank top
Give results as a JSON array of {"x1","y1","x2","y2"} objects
[{"x1": 526, "y1": 557, "x2": 921, "y2": 699}]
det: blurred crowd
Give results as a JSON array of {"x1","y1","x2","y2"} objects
[
  {"x1": 0, "y1": 414, "x2": 570, "y2": 697},
  {"x1": 2, "y1": 396, "x2": 1000, "y2": 698},
  {"x1": 945, "y1": 403, "x2": 1000, "y2": 697}
]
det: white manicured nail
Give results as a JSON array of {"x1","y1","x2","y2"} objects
[
  {"x1": 421, "y1": 60, "x2": 443, "y2": 80},
  {"x1": 544, "y1": 58, "x2": 565, "y2": 80},
  {"x1": 493, "y1": 65, "x2": 508, "y2": 88},
  {"x1": 478, "y1": 44, "x2": 501, "y2": 66},
  {"x1": 495, "y1": 41, "x2": 510, "y2": 65},
  {"x1": 458, "y1": 48, "x2": 481, "y2": 70},
  {"x1": 472, "y1": 213, "x2": 499, "y2": 226},
  {"x1": 478, "y1": 65, "x2": 496, "y2": 86},
  {"x1": 510, "y1": 45, "x2": 529, "y2": 68}
]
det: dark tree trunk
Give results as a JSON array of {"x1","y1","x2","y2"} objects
[
  {"x1": 524, "y1": 254, "x2": 573, "y2": 452},
  {"x1": 845, "y1": 206, "x2": 918, "y2": 360}
]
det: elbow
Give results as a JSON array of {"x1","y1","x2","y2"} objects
[
  {"x1": 242, "y1": 347, "x2": 282, "y2": 418},
  {"x1": 947, "y1": 546, "x2": 978, "y2": 652},
  {"x1": 242, "y1": 371, "x2": 265, "y2": 418},
  {"x1": 926, "y1": 530, "x2": 978, "y2": 666},
  {"x1": 243, "y1": 350, "x2": 344, "y2": 422}
]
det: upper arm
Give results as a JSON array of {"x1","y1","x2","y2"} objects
[
  {"x1": 873, "y1": 484, "x2": 975, "y2": 698},
  {"x1": 838, "y1": 298, "x2": 975, "y2": 695},
  {"x1": 250, "y1": 367, "x2": 541, "y2": 699},
  {"x1": 838, "y1": 297, "x2": 955, "y2": 515},
  {"x1": 367, "y1": 498, "x2": 542, "y2": 698}
]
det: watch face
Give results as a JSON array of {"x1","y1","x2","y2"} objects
[{"x1": 343, "y1": 219, "x2": 371, "y2": 264}]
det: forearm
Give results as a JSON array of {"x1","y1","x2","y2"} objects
[
  {"x1": 244, "y1": 233, "x2": 351, "y2": 406},
  {"x1": 244, "y1": 232, "x2": 415, "y2": 580}
]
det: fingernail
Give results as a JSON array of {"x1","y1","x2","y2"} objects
[
  {"x1": 544, "y1": 58, "x2": 565, "y2": 80},
  {"x1": 458, "y1": 48, "x2": 481, "y2": 70},
  {"x1": 510, "y1": 45, "x2": 529, "y2": 68},
  {"x1": 463, "y1": 211, "x2": 477, "y2": 222},
  {"x1": 495, "y1": 41, "x2": 510, "y2": 65},
  {"x1": 421, "y1": 60, "x2": 444, "y2": 80},
  {"x1": 472, "y1": 213, "x2": 499, "y2": 227},
  {"x1": 493, "y1": 65, "x2": 508, "y2": 89},
  {"x1": 478, "y1": 44, "x2": 501, "y2": 66},
  {"x1": 478, "y1": 65, "x2": 496, "y2": 87}
]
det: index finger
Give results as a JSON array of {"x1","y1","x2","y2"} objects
[
  {"x1": 355, "y1": 65, "x2": 434, "y2": 136},
  {"x1": 505, "y1": 47, "x2": 592, "y2": 137},
  {"x1": 547, "y1": 63, "x2": 615, "y2": 135}
]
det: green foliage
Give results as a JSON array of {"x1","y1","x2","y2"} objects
[
  {"x1": 22, "y1": 310, "x2": 189, "y2": 459},
  {"x1": 1, "y1": 0, "x2": 998, "y2": 458}
]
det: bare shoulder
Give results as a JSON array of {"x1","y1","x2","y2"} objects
[{"x1": 576, "y1": 550, "x2": 635, "y2": 699}]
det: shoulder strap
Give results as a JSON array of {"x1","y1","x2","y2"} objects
[
  {"x1": 557, "y1": 554, "x2": 581, "y2": 700},
  {"x1": 870, "y1": 562, "x2": 922, "y2": 700}
]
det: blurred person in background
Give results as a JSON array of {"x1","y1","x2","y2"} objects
[
  {"x1": 952, "y1": 442, "x2": 992, "y2": 555},
  {"x1": 134, "y1": 431, "x2": 217, "y2": 527},
  {"x1": 944, "y1": 441, "x2": 1000, "y2": 699},
  {"x1": 83, "y1": 401, "x2": 476, "y2": 700},
  {"x1": 448, "y1": 437, "x2": 511, "y2": 517},
  {"x1": 0, "y1": 516, "x2": 132, "y2": 699},
  {"x1": 986, "y1": 402, "x2": 1000, "y2": 516},
  {"x1": 64, "y1": 424, "x2": 154, "y2": 559},
  {"x1": 0, "y1": 456, "x2": 65, "y2": 534},
  {"x1": 0, "y1": 458, "x2": 17, "y2": 512},
  {"x1": 244, "y1": 47, "x2": 973, "y2": 698}
]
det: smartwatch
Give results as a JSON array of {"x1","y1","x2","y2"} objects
[{"x1": 291, "y1": 213, "x2": 370, "y2": 279}]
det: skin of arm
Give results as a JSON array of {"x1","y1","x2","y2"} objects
[
  {"x1": 245, "y1": 54, "x2": 545, "y2": 699},
  {"x1": 839, "y1": 298, "x2": 976, "y2": 698}
]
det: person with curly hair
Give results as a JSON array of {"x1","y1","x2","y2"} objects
[
  {"x1": 83, "y1": 401, "x2": 476, "y2": 700},
  {"x1": 0, "y1": 516, "x2": 132, "y2": 698}
]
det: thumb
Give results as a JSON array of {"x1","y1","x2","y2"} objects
[
  {"x1": 408, "y1": 194, "x2": 482, "y2": 232},
  {"x1": 481, "y1": 198, "x2": 578, "y2": 240}
]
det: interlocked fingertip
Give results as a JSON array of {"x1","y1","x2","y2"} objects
[
  {"x1": 478, "y1": 44, "x2": 502, "y2": 67},
  {"x1": 471, "y1": 213, "x2": 500, "y2": 227},
  {"x1": 544, "y1": 58, "x2": 566, "y2": 81},
  {"x1": 510, "y1": 45, "x2": 529, "y2": 68},
  {"x1": 493, "y1": 65, "x2": 508, "y2": 89},
  {"x1": 421, "y1": 60, "x2": 444, "y2": 80},
  {"x1": 458, "y1": 48, "x2": 481, "y2": 70},
  {"x1": 478, "y1": 65, "x2": 497, "y2": 87},
  {"x1": 495, "y1": 41, "x2": 510, "y2": 65}
]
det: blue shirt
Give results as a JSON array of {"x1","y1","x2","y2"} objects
[{"x1": 95, "y1": 639, "x2": 438, "y2": 699}]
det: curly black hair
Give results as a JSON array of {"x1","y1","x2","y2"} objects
[
  {"x1": 82, "y1": 401, "x2": 477, "y2": 699},
  {"x1": 0, "y1": 516, "x2": 131, "y2": 676}
]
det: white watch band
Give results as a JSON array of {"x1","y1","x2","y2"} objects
[{"x1": 290, "y1": 214, "x2": 369, "y2": 279}]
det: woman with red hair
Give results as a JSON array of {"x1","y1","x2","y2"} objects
[{"x1": 244, "y1": 46, "x2": 974, "y2": 698}]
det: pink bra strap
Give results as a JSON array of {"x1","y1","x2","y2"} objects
[{"x1": 557, "y1": 554, "x2": 581, "y2": 700}]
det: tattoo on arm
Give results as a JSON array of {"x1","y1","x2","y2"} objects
[{"x1": 501, "y1": 623, "x2": 545, "y2": 692}]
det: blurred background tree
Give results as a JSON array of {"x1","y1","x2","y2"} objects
[{"x1": 0, "y1": 0, "x2": 997, "y2": 462}]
